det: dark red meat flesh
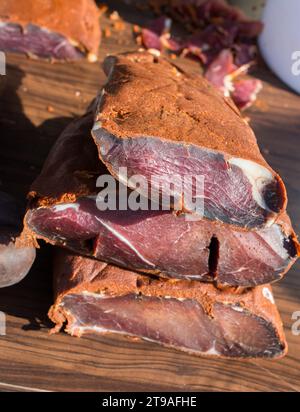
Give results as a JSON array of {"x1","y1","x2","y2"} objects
[
  {"x1": 0, "y1": 23, "x2": 84, "y2": 60},
  {"x1": 93, "y1": 128, "x2": 285, "y2": 230},
  {"x1": 26, "y1": 196, "x2": 297, "y2": 286},
  {"x1": 61, "y1": 292, "x2": 285, "y2": 358}
]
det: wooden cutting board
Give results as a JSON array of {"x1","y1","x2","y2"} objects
[{"x1": 0, "y1": 1, "x2": 299, "y2": 392}]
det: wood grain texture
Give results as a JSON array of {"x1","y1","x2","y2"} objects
[{"x1": 0, "y1": 1, "x2": 299, "y2": 392}]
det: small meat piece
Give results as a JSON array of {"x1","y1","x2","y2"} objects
[
  {"x1": 141, "y1": 15, "x2": 182, "y2": 53},
  {"x1": 0, "y1": 0, "x2": 101, "y2": 61},
  {"x1": 231, "y1": 78, "x2": 263, "y2": 111},
  {"x1": 23, "y1": 110, "x2": 299, "y2": 287},
  {"x1": 139, "y1": 1, "x2": 263, "y2": 108},
  {"x1": 141, "y1": 16, "x2": 171, "y2": 51},
  {"x1": 92, "y1": 52, "x2": 286, "y2": 229},
  {"x1": 0, "y1": 192, "x2": 35, "y2": 287},
  {"x1": 204, "y1": 48, "x2": 237, "y2": 96},
  {"x1": 49, "y1": 249, "x2": 288, "y2": 359},
  {"x1": 204, "y1": 49, "x2": 262, "y2": 110}
]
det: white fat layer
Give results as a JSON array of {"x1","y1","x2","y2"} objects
[
  {"x1": 205, "y1": 341, "x2": 220, "y2": 356},
  {"x1": 184, "y1": 273, "x2": 206, "y2": 279},
  {"x1": 222, "y1": 267, "x2": 248, "y2": 275},
  {"x1": 52, "y1": 203, "x2": 79, "y2": 212},
  {"x1": 92, "y1": 120, "x2": 102, "y2": 131},
  {"x1": 228, "y1": 158, "x2": 275, "y2": 212},
  {"x1": 231, "y1": 305, "x2": 244, "y2": 312},
  {"x1": 262, "y1": 287, "x2": 275, "y2": 304},
  {"x1": 91, "y1": 89, "x2": 106, "y2": 132},
  {"x1": 97, "y1": 88, "x2": 105, "y2": 112},
  {"x1": 81, "y1": 290, "x2": 108, "y2": 298},
  {"x1": 75, "y1": 325, "x2": 115, "y2": 334},
  {"x1": 260, "y1": 224, "x2": 289, "y2": 260},
  {"x1": 163, "y1": 295, "x2": 187, "y2": 301},
  {"x1": 95, "y1": 217, "x2": 155, "y2": 267}
]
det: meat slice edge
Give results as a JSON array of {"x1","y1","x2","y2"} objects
[
  {"x1": 23, "y1": 108, "x2": 299, "y2": 287},
  {"x1": 91, "y1": 51, "x2": 287, "y2": 229},
  {"x1": 25, "y1": 196, "x2": 298, "y2": 287},
  {"x1": 48, "y1": 250, "x2": 287, "y2": 359},
  {"x1": 92, "y1": 126, "x2": 285, "y2": 229}
]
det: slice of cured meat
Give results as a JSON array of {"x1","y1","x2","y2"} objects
[
  {"x1": 0, "y1": 0, "x2": 101, "y2": 61},
  {"x1": 23, "y1": 110, "x2": 299, "y2": 287},
  {"x1": 0, "y1": 191, "x2": 35, "y2": 287},
  {"x1": 25, "y1": 196, "x2": 298, "y2": 287},
  {"x1": 49, "y1": 249, "x2": 288, "y2": 359},
  {"x1": 91, "y1": 51, "x2": 286, "y2": 229}
]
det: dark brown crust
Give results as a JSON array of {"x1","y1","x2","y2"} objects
[
  {"x1": 0, "y1": 0, "x2": 101, "y2": 58},
  {"x1": 92, "y1": 51, "x2": 289, "y2": 224},
  {"x1": 48, "y1": 249, "x2": 287, "y2": 358}
]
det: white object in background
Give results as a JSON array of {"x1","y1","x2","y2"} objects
[{"x1": 259, "y1": 0, "x2": 300, "y2": 94}]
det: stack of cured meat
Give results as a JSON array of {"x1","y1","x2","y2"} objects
[{"x1": 22, "y1": 51, "x2": 299, "y2": 359}]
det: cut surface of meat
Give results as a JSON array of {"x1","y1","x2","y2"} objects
[
  {"x1": 0, "y1": 0, "x2": 101, "y2": 61},
  {"x1": 0, "y1": 23, "x2": 85, "y2": 61},
  {"x1": 92, "y1": 51, "x2": 286, "y2": 229},
  {"x1": 48, "y1": 250, "x2": 287, "y2": 359},
  {"x1": 26, "y1": 196, "x2": 298, "y2": 287},
  {"x1": 94, "y1": 129, "x2": 283, "y2": 228},
  {"x1": 0, "y1": 192, "x2": 35, "y2": 288},
  {"x1": 24, "y1": 109, "x2": 299, "y2": 287}
]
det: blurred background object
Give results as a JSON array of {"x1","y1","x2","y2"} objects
[
  {"x1": 228, "y1": 0, "x2": 266, "y2": 19},
  {"x1": 259, "y1": 0, "x2": 300, "y2": 94}
]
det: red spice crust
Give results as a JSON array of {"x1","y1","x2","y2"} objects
[
  {"x1": 92, "y1": 51, "x2": 287, "y2": 218},
  {"x1": 96, "y1": 52, "x2": 278, "y2": 167}
]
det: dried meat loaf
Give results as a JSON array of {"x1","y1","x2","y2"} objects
[
  {"x1": 23, "y1": 110, "x2": 299, "y2": 287},
  {"x1": 92, "y1": 51, "x2": 287, "y2": 229},
  {"x1": 49, "y1": 249, "x2": 288, "y2": 359}
]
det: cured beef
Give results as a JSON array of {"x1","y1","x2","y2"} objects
[
  {"x1": 136, "y1": 1, "x2": 263, "y2": 110},
  {"x1": 23, "y1": 110, "x2": 299, "y2": 287},
  {"x1": 49, "y1": 249, "x2": 288, "y2": 359},
  {"x1": 26, "y1": 196, "x2": 298, "y2": 287},
  {"x1": 91, "y1": 51, "x2": 286, "y2": 229},
  {"x1": 0, "y1": 0, "x2": 101, "y2": 61},
  {"x1": 0, "y1": 192, "x2": 35, "y2": 287}
]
